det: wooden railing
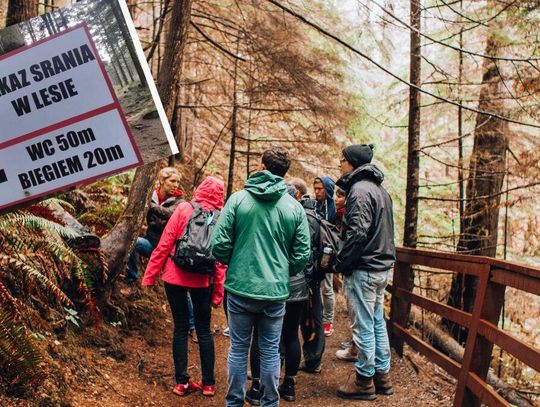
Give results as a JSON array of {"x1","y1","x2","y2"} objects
[{"x1": 388, "y1": 247, "x2": 540, "y2": 407}]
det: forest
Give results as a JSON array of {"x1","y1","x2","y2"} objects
[{"x1": 0, "y1": 0, "x2": 539, "y2": 406}]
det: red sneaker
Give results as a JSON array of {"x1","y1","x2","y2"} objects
[
  {"x1": 172, "y1": 380, "x2": 201, "y2": 396},
  {"x1": 324, "y1": 323, "x2": 334, "y2": 337},
  {"x1": 201, "y1": 383, "x2": 216, "y2": 397}
]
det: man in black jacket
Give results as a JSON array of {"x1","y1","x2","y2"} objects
[{"x1": 334, "y1": 144, "x2": 396, "y2": 401}]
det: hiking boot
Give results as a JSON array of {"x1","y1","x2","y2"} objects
[
  {"x1": 172, "y1": 380, "x2": 201, "y2": 396},
  {"x1": 336, "y1": 373, "x2": 377, "y2": 400},
  {"x1": 374, "y1": 371, "x2": 394, "y2": 395},
  {"x1": 336, "y1": 344, "x2": 358, "y2": 362},
  {"x1": 245, "y1": 379, "x2": 261, "y2": 406},
  {"x1": 324, "y1": 323, "x2": 334, "y2": 337},
  {"x1": 299, "y1": 362, "x2": 322, "y2": 374},
  {"x1": 339, "y1": 339, "x2": 353, "y2": 350},
  {"x1": 278, "y1": 376, "x2": 296, "y2": 402}
]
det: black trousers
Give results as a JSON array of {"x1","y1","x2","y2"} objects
[
  {"x1": 249, "y1": 300, "x2": 306, "y2": 378},
  {"x1": 164, "y1": 283, "x2": 215, "y2": 385},
  {"x1": 300, "y1": 284, "x2": 325, "y2": 370},
  {"x1": 281, "y1": 300, "x2": 306, "y2": 377}
]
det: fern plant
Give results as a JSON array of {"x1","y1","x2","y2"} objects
[{"x1": 0, "y1": 199, "x2": 98, "y2": 385}]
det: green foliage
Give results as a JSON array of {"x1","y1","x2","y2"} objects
[
  {"x1": 0, "y1": 308, "x2": 44, "y2": 385},
  {"x1": 0, "y1": 200, "x2": 96, "y2": 385}
]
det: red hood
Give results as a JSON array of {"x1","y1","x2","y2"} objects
[{"x1": 192, "y1": 176, "x2": 224, "y2": 210}]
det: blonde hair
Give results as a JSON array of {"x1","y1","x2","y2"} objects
[{"x1": 158, "y1": 167, "x2": 181, "y2": 184}]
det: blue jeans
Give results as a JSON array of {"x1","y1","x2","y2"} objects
[
  {"x1": 127, "y1": 237, "x2": 154, "y2": 281},
  {"x1": 226, "y1": 292, "x2": 285, "y2": 407},
  {"x1": 344, "y1": 270, "x2": 391, "y2": 377}
]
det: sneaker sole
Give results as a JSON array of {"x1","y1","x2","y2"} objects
[
  {"x1": 336, "y1": 389, "x2": 377, "y2": 400},
  {"x1": 281, "y1": 395, "x2": 295, "y2": 402}
]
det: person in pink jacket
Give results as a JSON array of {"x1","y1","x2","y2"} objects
[{"x1": 142, "y1": 176, "x2": 226, "y2": 398}]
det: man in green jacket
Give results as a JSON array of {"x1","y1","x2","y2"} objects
[{"x1": 212, "y1": 147, "x2": 310, "y2": 407}]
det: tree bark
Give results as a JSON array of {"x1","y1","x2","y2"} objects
[
  {"x1": 6, "y1": 0, "x2": 38, "y2": 26},
  {"x1": 403, "y1": 0, "x2": 421, "y2": 250},
  {"x1": 226, "y1": 37, "x2": 241, "y2": 199},
  {"x1": 393, "y1": 0, "x2": 422, "y2": 339},
  {"x1": 448, "y1": 23, "x2": 509, "y2": 341},
  {"x1": 101, "y1": 0, "x2": 193, "y2": 296}
]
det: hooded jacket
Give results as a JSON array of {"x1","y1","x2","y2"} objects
[
  {"x1": 142, "y1": 177, "x2": 226, "y2": 305},
  {"x1": 212, "y1": 170, "x2": 311, "y2": 301},
  {"x1": 314, "y1": 175, "x2": 337, "y2": 225},
  {"x1": 335, "y1": 164, "x2": 396, "y2": 274},
  {"x1": 144, "y1": 189, "x2": 185, "y2": 247}
]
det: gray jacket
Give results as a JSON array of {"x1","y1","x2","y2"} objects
[{"x1": 335, "y1": 164, "x2": 396, "y2": 275}]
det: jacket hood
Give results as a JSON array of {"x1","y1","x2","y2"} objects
[
  {"x1": 192, "y1": 176, "x2": 224, "y2": 210},
  {"x1": 337, "y1": 164, "x2": 385, "y2": 192},
  {"x1": 315, "y1": 175, "x2": 336, "y2": 223},
  {"x1": 244, "y1": 170, "x2": 287, "y2": 201}
]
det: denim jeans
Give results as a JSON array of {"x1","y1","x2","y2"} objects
[
  {"x1": 226, "y1": 292, "x2": 285, "y2": 407},
  {"x1": 126, "y1": 237, "x2": 154, "y2": 281},
  {"x1": 344, "y1": 270, "x2": 391, "y2": 377}
]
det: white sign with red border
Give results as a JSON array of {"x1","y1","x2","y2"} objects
[{"x1": 0, "y1": 24, "x2": 142, "y2": 210}]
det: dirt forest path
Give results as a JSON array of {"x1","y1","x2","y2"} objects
[{"x1": 65, "y1": 287, "x2": 456, "y2": 407}]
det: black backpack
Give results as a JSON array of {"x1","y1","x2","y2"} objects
[
  {"x1": 306, "y1": 211, "x2": 341, "y2": 276},
  {"x1": 170, "y1": 202, "x2": 220, "y2": 274}
]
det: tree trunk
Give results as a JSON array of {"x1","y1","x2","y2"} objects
[
  {"x1": 6, "y1": 0, "x2": 38, "y2": 26},
  {"x1": 391, "y1": 0, "x2": 421, "y2": 343},
  {"x1": 403, "y1": 0, "x2": 421, "y2": 249},
  {"x1": 447, "y1": 25, "x2": 509, "y2": 341},
  {"x1": 101, "y1": 0, "x2": 193, "y2": 298},
  {"x1": 226, "y1": 37, "x2": 241, "y2": 199}
]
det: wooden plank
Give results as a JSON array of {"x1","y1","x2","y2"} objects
[
  {"x1": 478, "y1": 320, "x2": 540, "y2": 373},
  {"x1": 489, "y1": 258, "x2": 540, "y2": 280},
  {"x1": 394, "y1": 287, "x2": 472, "y2": 328},
  {"x1": 454, "y1": 264, "x2": 493, "y2": 407},
  {"x1": 466, "y1": 373, "x2": 510, "y2": 407},
  {"x1": 397, "y1": 246, "x2": 487, "y2": 265},
  {"x1": 391, "y1": 322, "x2": 461, "y2": 378},
  {"x1": 390, "y1": 261, "x2": 414, "y2": 356},
  {"x1": 490, "y1": 268, "x2": 540, "y2": 296},
  {"x1": 397, "y1": 246, "x2": 540, "y2": 280},
  {"x1": 397, "y1": 250, "x2": 483, "y2": 276}
]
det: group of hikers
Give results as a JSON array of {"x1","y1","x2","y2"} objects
[{"x1": 129, "y1": 143, "x2": 396, "y2": 406}]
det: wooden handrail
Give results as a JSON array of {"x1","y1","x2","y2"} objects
[{"x1": 389, "y1": 247, "x2": 540, "y2": 407}]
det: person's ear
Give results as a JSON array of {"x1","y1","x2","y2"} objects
[{"x1": 259, "y1": 162, "x2": 266, "y2": 171}]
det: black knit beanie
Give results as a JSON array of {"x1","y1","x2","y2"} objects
[{"x1": 342, "y1": 144, "x2": 374, "y2": 168}]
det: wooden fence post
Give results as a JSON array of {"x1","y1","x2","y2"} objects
[
  {"x1": 453, "y1": 263, "x2": 506, "y2": 407},
  {"x1": 390, "y1": 260, "x2": 414, "y2": 357}
]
